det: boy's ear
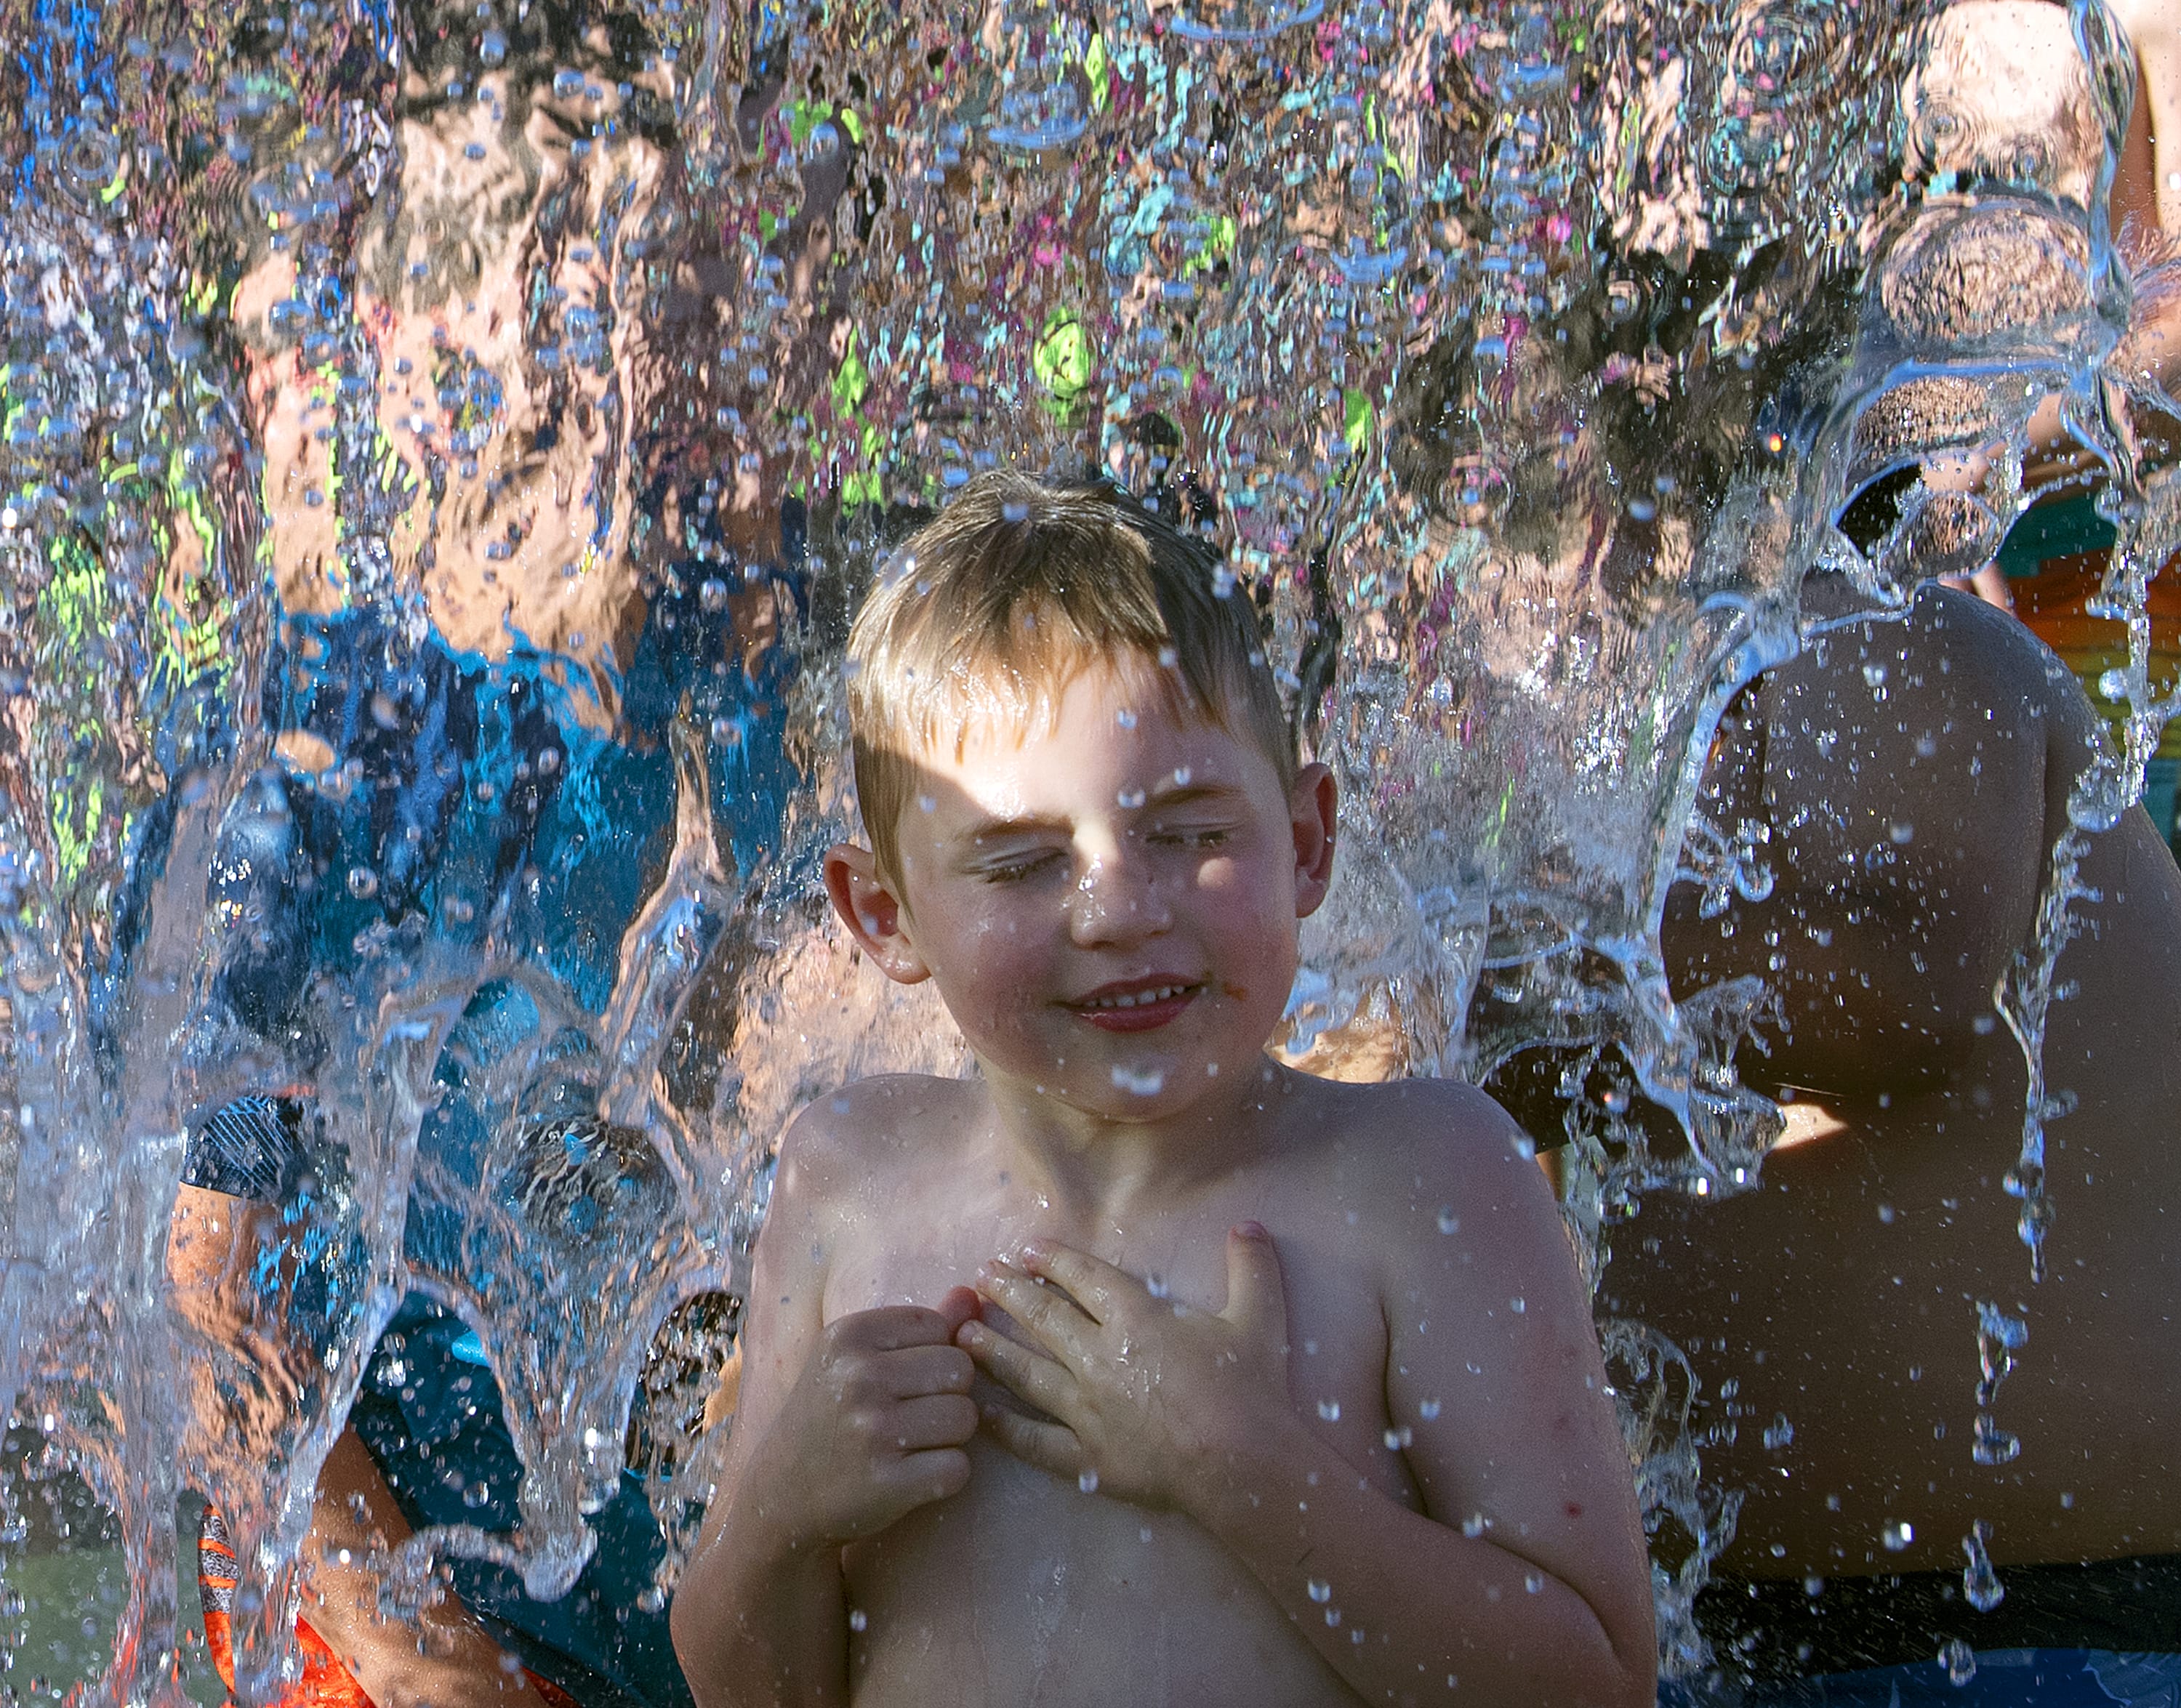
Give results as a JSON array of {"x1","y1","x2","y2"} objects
[
  {"x1": 822, "y1": 843, "x2": 932, "y2": 984},
  {"x1": 1290, "y1": 761, "x2": 1338, "y2": 919}
]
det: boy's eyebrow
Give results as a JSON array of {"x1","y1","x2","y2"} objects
[
  {"x1": 1142, "y1": 781, "x2": 1248, "y2": 809},
  {"x1": 957, "y1": 812, "x2": 1072, "y2": 845},
  {"x1": 953, "y1": 783, "x2": 1244, "y2": 845}
]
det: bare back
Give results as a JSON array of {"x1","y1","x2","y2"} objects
[{"x1": 1620, "y1": 580, "x2": 2181, "y2": 1579}]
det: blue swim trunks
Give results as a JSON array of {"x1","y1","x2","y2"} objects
[{"x1": 1666, "y1": 1649, "x2": 2181, "y2": 1706}]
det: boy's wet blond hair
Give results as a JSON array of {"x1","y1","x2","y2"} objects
[{"x1": 847, "y1": 472, "x2": 1295, "y2": 889}]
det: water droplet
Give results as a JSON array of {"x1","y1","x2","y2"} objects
[
  {"x1": 1078, "y1": 1469, "x2": 1100, "y2": 1494},
  {"x1": 1117, "y1": 787, "x2": 1146, "y2": 808},
  {"x1": 1383, "y1": 1425, "x2": 1413, "y2": 1450},
  {"x1": 1462, "y1": 1512, "x2": 1487, "y2": 1538},
  {"x1": 1882, "y1": 1519, "x2": 1914, "y2": 1551},
  {"x1": 1317, "y1": 1399, "x2": 1341, "y2": 1422},
  {"x1": 1763, "y1": 1413, "x2": 1794, "y2": 1450},
  {"x1": 1111, "y1": 1063, "x2": 1165, "y2": 1096},
  {"x1": 1972, "y1": 1415, "x2": 2021, "y2": 1465},
  {"x1": 1863, "y1": 663, "x2": 1889, "y2": 688},
  {"x1": 1307, "y1": 1578, "x2": 1332, "y2": 1603},
  {"x1": 1437, "y1": 1209, "x2": 1459, "y2": 1234},
  {"x1": 1419, "y1": 1399, "x2": 1442, "y2": 1421},
  {"x1": 1938, "y1": 1638, "x2": 1976, "y2": 1685},
  {"x1": 1525, "y1": 1572, "x2": 1543, "y2": 1594},
  {"x1": 1508, "y1": 1297, "x2": 1525, "y2": 1314},
  {"x1": 848, "y1": 1608, "x2": 868, "y2": 1632},
  {"x1": 700, "y1": 577, "x2": 729, "y2": 611},
  {"x1": 1963, "y1": 1520, "x2": 2005, "y2": 1611},
  {"x1": 347, "y1": 866, "x2": 379, "y2": 899},
  {"x1": 1002, "y1": 501, "x2": 1030, "y2": 523}
]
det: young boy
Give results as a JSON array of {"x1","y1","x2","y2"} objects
[{"x1": 669, "y1": 475, "x2": 1655, "y2": 1708}]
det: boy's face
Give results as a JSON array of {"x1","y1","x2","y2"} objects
[{"x1": 827, "y1": 660, "x2": 1335, "y2": 1125}]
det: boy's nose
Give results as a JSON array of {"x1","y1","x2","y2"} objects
[{"x1": 1067, "y1": 850, "x2": 1172, "y2": 946}]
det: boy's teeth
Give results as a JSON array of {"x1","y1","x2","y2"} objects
[{"x1": 1093, "y1": 985, "x2": 1184, "y2": 1008}]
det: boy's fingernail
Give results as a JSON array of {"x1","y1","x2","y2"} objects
[{"x1": 1235, "y1": 1220, "x2": 1269, "y2": 1240}]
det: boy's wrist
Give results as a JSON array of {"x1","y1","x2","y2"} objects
[
  {"x1": 1172, "y1": 1398, "x2": 1325, "y2": 1535},
  {"x1": 714, "y1": 1457, "x2": 837, "y2": 1566}
]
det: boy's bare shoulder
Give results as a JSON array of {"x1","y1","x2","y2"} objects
[
  {"x1": 1290, "y1": 1068, "x2": 1533, "y2": 1159},
  {"x1": 775, "y1": 1073, "x2": 986, "y2": 1199},
  {"x1": 1281, "y1": 1070, "x2": 1551, "y2": 1252}
]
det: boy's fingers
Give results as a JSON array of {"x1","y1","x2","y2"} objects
[
  {"x1": 1016, "y1": 1241, "x2": 1125, "y2": 1321},
  {"x1": 883, "y1": 1393, "x2": 979, "y2": 1450},
  {"x1": 1219, "y1": 1222, "x2": 1289, "y2": 1345},
  {"x1": 976, "y1": 1264, "x2": 1092, "y2": 1358},
  {"x1": 879, "y1": 1342, "x2": 975, "y2": 1398},
  {"x1": 979, "y1": 1403, "x2": 1082, "y2": 1479},
  {"x1": 935, "y1": 1284, "x2": 983, "y2": 1337},
  {"x1": 959, "y1": 1321, "x2": 1072, "y2": 1412},
  {"x1": 838, "y1": 1305, "x2": 957, "y2": 1351},
  {"x1": 880, "y1": 1446, "x2": 972, "y2": 1506}
]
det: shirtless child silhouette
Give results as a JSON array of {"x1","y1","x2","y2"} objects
[{"x1": 669, "y1": 475, "x2": 1655, "y2": 1708}]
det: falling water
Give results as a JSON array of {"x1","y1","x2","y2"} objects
[{"x1": 1, "y1": 0, "x2": 2175, "y2": 1696}]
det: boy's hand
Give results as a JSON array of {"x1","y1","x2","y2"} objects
[
  {"x1": 752, "y1": 1290, "x2": 980, "y2": 1547},
  {"x1": 960, "y1": 1226, "x2": 1290, "y2": 1512}
]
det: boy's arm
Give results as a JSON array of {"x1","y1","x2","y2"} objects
[
  {"x1": 670, "y1": 1113, "x2": 847, "y2": 1708},
  {"x1": 1208, "y1": 1093, "x2": 1652, "y2": 1708},
  {"x1": 965, "y1": 1085, "x2": 1654, "y2": 1708},
  {"x1": 670, "y1": 1099, "x2": 979, "y2": 1708}
]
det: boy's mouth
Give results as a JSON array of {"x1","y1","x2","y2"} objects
[{"x1": 1064, "y1": 978, "x2": 1205, "y2": 1033}]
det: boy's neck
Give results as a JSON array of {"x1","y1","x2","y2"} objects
[{"x1": 973, "y1": 1056, "x2": 1299, "y2": 1227}]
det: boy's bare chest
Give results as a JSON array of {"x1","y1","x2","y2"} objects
[
  {"x1": 843, "y1": 1444, "x2": 1367, "y2": 1707},
  {"x1": 819, "y1": 1161, "x2": 1395, "y2": 1430},
  {"x1": 822, "y1": 1154, "x2": 1405, "y2": 1707}
]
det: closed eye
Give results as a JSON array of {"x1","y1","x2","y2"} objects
[
  {"x1": 1147, "y1": 824, "x2": 1232, "y2": 850},
  {"x1": 979, "y1": 850, "x2": 1064, "y2": 883}
]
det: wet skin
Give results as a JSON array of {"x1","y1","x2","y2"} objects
[
  {"x1": 670, "y1": 661, "x2": 1655, "y2": 1708},
  {"x1": 1618, "y1": 578, "x2": 2181, "y2": 1579}
]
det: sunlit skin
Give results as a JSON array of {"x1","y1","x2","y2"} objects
[
  {"x1": 230, "y1": 43, "x2": 670, "y2": 729},
  {"x1": 670, "y1": 658, "x2": 1655, "y2": 1708}
]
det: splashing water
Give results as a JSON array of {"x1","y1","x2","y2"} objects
[{"x1": 1, "y1": 0, "x2": 2177, "y2": 1693}]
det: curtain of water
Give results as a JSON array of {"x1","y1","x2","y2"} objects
[{"x1": 0, "y1": 0, "x2": 2175, "y2": 1696}]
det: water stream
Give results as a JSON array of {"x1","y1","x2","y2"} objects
[{"x1": 1, "y1": 0, "x2": 2176, "y2": 1697}]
